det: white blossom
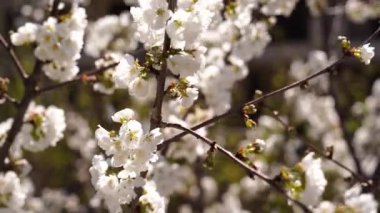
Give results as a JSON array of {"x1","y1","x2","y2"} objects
[
  {"x1": 299, "y1": 152, "x2": 327, "y2": 207},
  {"x1": 12, "y1": 103, "x2": 66, "y2": 156},
  {"x1": 344, "y1": 185, "x2": 378, "y2": 213},
  {"x1": 0, "y1": 118, "x2": 13, "y2": 147},
  {"x1": 139, "y1": 181, "x2": 166, "y2": 213},
  {"x1": 90, "y1": 108, "x2": 164, "y2": 212},
  {"x1": 111, "y1": 108, "x2": 135, "y2": 123},
  {"x1": 10, "y1": 23, "x2": 38, "y2": 46},
  {"x1": 0, "y1": 171, "x2": 27, "y2": 211},
  {"x1": 130, "y1": 0, "x2": 171, "y2": 47},
  {"x1": 358, "y1": 43, "x2": 375, "y2": 65},
  {"x1": 168, "y1": 50, "x2": 205, "y2": 77},
  {"x1": 33, "y1": 7, "x2": 87, "y2": 82}
]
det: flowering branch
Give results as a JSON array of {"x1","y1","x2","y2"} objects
[
  {"x1": 0, "y1": 34, "x2": 28, "y2": 80},
  {"x1": 36, "y1": 62, "x2": 119, "y2": 95},
  {"x1": 0, "y1": 63, "x2": 41, "y2": 170},
  {"x1": 158, "y1": 58, "x2": 343, "y2": 150},
  {"x1": 149, "y1": 0, "x2": 177, "y2": 130},
  {"x1": 0, "y1": 0, "x2": 61, "y2": 170},
  {"x1": 158, "y1": 25, "x2": 380, "y2": 151},
  {"x1": 161, "y1": 121, "x2": 312, "y2": 212}
]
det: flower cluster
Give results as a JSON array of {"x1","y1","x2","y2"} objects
[
  {"x1": 11, "y1": 6, "x2": 87, "y2": 82},
  {"x1": 280, "y1": 152, "x2": 327, "y2": 208},
  {"x1": 0, "y1": 171, "x2": 27, "y2": 211},
  {"x1": 314, "y1": 185, "x2": 378, "y2": 213},
  {"x1": 131, "y1": 0, "x2": 171, "y2": 48},
  {"x1": 92, "y1": 53, "x2": 155, "y2": 100},
  {"x1": 297, "y1": 152, "x2": 327, "y2": 207},
  {"x1": 9, "y1": 103, "x2": 66, "y2": 158},
  {"x1": 89, "y1": 108, "x2": 164, "y2": 212}
]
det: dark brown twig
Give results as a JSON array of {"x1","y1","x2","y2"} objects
[
  {"x1": 158, "y1": 58, "x2": 343, "y2": 150},
  {"x1": 149, "y1": 0, "x2": 177, "y2": 130},
  {"x1": 161, "y1": 121, "x2": 312, "y2": 213}
]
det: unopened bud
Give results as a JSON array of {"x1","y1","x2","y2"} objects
[
  {"x1": 244, "y1": 118, "x2": 256, "y2": 128},
  {"x1": 338, "y1": 36, "x2": 351, "y2": 52},
  {"x1": 243, "y1": 104, "x2": 257, "y2": 115},
  {"x1": 246, "y1": 139, "x2": 266, "y2": 154}
]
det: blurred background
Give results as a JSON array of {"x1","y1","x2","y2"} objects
[{"x1": 0, "y1": 0, "x2": 379, "y2": 212}]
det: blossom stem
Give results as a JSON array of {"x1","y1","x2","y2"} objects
[
  {"x1": 362, "y1": 26, "x2": 380, "y2": 45},
  {"x1": 161, "y1": 121, "x2": 312, "y2": 213}
]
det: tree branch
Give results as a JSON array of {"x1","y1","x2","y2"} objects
[
  {"x1": 0, "y1": 34, "x2": 28, "y2": 80},
  {"x1": 0, "y1": 62, "x2": 41, "y2": 170},
  {"x1": 158, "y1": 25, "x2": 380, "y2": 151},
  {"x1": 161, "y1": 121, "x2": 312, "y2": 213},
  {"x1": 0, "y1": 0, "x2": 61, "y2": 170},
  {"x1": 149, "y1": 0, "x2": 177, "y2": 130},
  {"x1": 36, "y1": 62, "x2": 119, "y2": 95},
  {"x1": 158, "y1": 58, "x2": 343, "y2": 150}
]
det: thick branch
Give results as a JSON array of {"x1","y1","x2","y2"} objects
[
  {"x1": 161, "y1": 121, "x2": 312, "y2": 213},
  {"x1": 0, "y1": 61, "x2": 42, "y2": 170},
  {"x1": 150, "y1": 0, "x2": 177, "y2": 130}
]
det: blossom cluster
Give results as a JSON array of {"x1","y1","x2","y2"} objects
[
  {"x1": 92, "y1": 52, "x2": 156, "y2": 100},
  {"x1": 0, "y1": 102, "x2": 66, "y2": 159},
  {"x1": 11, "y1": 6, "x2": 87, "y2": 82},
  {"x1": 314, "y1": 184, "x2": 378, "y2": 213},
  {"x1": 89, "y1": 108, "x2": 165, "y2": 212},
  {"x1": 0, "y1": 0, "x2": 379, "y2": 212}
]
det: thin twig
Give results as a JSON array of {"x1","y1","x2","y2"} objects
[
  {"x1": 362, "y1": 26, "x2": 380, "y2": 45},
  {"x1": 161, "y1": 121, "x2": 312, "y2": 213},
  {"x1": 2, "y1": 93, "x2": 19, "y2": 106},
  {"x1": 0, "y1": 34, "x2": 28, "y2": 80},
  {"x1": 305, "y1": 142, "x2": 369, "y2": 184},
  {"x1": 36, "y1": 62, "x2": 119, "y2": 94},
  {"x1": 158, "y1": 59, "x2": 342, "y2": 150}
]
